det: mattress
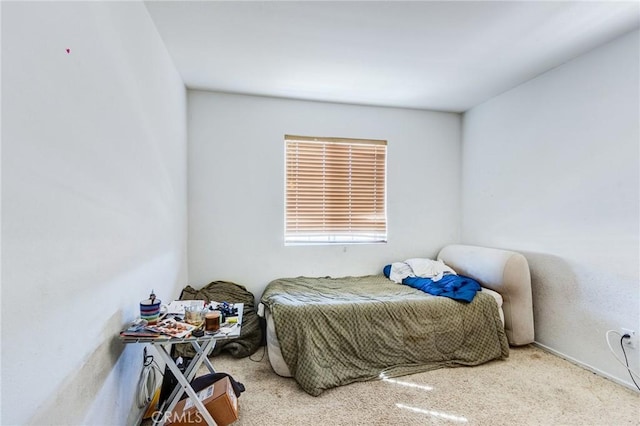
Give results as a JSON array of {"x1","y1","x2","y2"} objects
[{"x1": 263, "y1": 284, "x2": 505, "y2": 379}]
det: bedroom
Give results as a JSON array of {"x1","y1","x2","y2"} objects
[{"x1": 1, "y1": 1, "x2": 638, "y2": 425}]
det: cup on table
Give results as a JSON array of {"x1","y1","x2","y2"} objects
[
  {"x1": 140, "y1": 297, "x2": 166, "y2": 325},
  {"x1": 185, "y1": 305, "x2": 206, "y2": 327},
  {"x1": 205, "y1": 311, "x2": 221, "y2": 332}
]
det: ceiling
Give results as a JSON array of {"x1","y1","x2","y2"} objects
[{"x1": 145, "y1": 1, "x2": 639, "y2": 112}]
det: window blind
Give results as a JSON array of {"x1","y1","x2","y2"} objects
[{"x1": 285, "y1": 135, "x2": 387, "y2": 244}]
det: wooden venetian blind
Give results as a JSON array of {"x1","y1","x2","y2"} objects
[{"x1": 285, "y1": 135, "x2": 387, "y2": 244}]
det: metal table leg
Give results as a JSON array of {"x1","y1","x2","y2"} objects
[{"x1": 151, "y1": 339, "x2": 218, "y2": 426}]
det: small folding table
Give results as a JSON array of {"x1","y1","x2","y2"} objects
[{"x1": 121, "y1": 304, "x2": 243, "y2": 426}]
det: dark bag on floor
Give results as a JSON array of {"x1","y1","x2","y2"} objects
[
  {"x1": 179, "y1": 373, "x2": 246, "y2": 400},
  {"x1": 159, "y1": 357, "x2": 245, "y2": 406},
  {"x1": 158, "y1": 356, "x2": 192, "y2": 408}
]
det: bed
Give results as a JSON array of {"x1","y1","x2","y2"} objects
[{"x1": 259, "y1": 244, "x2": 534, "y2": 396}]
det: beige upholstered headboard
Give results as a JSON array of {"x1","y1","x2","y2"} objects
[{"x1": 437, "y1": 244, "x2": 534, "y2": 346}]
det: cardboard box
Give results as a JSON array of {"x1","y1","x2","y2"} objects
[{"x1": 166, "y1": 376, "x2": 239, "y2": 426}]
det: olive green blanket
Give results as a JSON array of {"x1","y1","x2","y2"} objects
[
  {"x1": 174, "y1": 281, "x2": 262, "y2": 359},
  {"x1": 261, "y1": 275, "x2": 509, "y2": 396}
]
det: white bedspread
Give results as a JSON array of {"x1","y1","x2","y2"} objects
[{"x1": 389, "y1": 258, "x2": 457, "y2": 283}]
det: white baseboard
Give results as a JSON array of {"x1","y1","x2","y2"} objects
[{"x1": 532, "y1": 341, "x2": 639, "y2": 393}]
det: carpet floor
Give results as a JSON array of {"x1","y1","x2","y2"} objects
[{"x1": 149, "y1": 345, "x2": 640, "y2": 425}]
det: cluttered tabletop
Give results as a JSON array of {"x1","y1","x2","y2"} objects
[{"x1": 120, "y1": 292, "x2": 243, "y2": 343}]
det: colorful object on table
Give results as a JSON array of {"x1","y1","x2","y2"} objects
[{"x1": 140, "y1": 290, "x2": 162, "y2": 325}]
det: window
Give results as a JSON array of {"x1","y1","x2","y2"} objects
[{"x1": 285, "y1": 134, "x2": 387, "y2": 244}]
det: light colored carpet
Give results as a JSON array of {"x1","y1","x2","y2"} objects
[
  {"x1": 207, "y1": 345, "x2": 639, "y2": 426},
  {"x1": 145, "y1": 345, "x2": 639, "y2": 425}
]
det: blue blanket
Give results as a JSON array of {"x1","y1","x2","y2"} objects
[{"x1": 383, "y1": 265, "x2": 481, "y2": 303}]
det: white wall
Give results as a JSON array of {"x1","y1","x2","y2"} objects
[
  {"x1": 1, "y1": 2, "x2": 187, "y2": 424},
  {"x1": 188, "y1": 91, "x2": 461, "y2": 298},
  {"x1": 462, "y1": 30, "x2": 639, "y2": 387}
]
